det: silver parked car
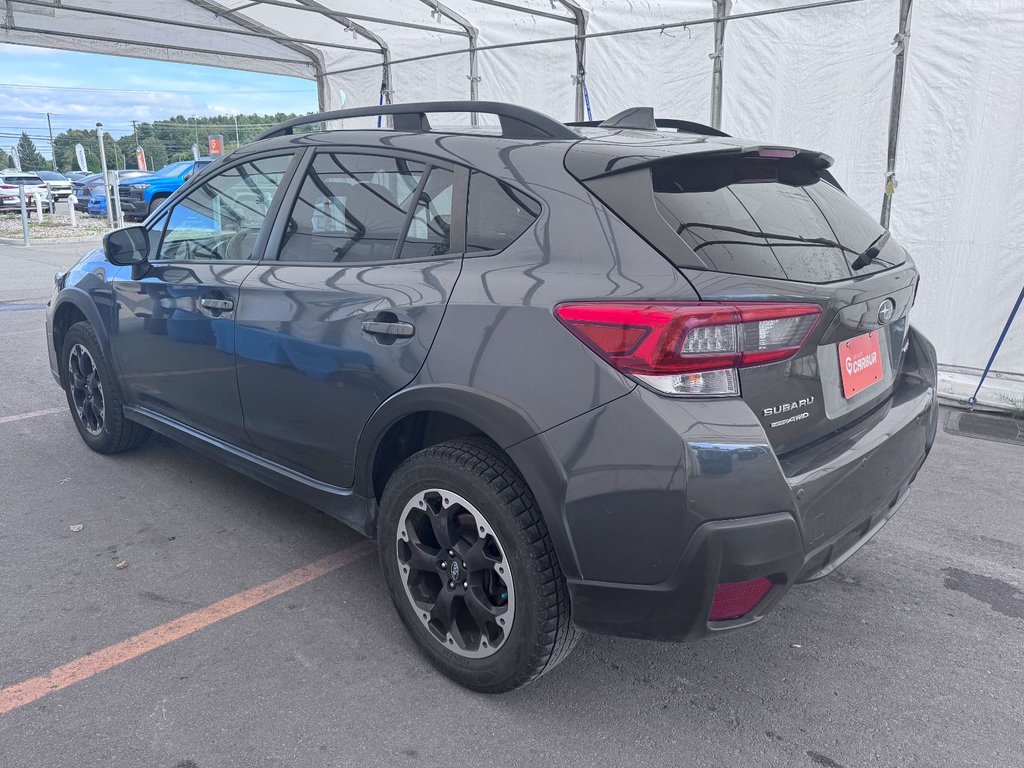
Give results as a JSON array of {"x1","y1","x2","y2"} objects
[{"x1": 35, "y1": 170, "x2": 73, "y2": 202}]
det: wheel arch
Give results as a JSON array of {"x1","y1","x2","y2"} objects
[
  {"x1": 51, "y1": 290, "x2": 112, "y2": 387},
  {"x1": 355, "y1": 385, "x2": 580, "y2": 578}
]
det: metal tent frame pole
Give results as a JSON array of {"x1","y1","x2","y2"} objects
[
  {"x1": 709, "y1": 0, "x2": 731, "y2": 130},
  {"x1": 421, "y1": 0, "x2": 480, "y2": 123},
  {"x1": 468, "y1": 0, "x2": 589, "y2": 121},
  {"x1": 881, "y1": 0, "x2": 913, "y2": 228},
  {"x1": 292, "y1": 0, "x2": 394, "y2": 123}
]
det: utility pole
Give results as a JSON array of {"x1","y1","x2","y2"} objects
[
  {"x1": 193, "y1": 116, "x2": 200, "y2": 146},
  {"x1": 234, "y1": 115, "x2": 240, "y2": 148},
  {"x1": 96, "y1": 123, "x2": 113, "y2": 228},
  {"x1": 132, "y1": 120, "x2": 139, "y2": 146},
  {"x1": 45, "y1": 112, "x2": 57, "y2": 171}
]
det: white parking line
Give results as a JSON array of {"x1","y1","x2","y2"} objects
[{"x1": 0, "y1": 407, "x2": 64, "y2": 424}]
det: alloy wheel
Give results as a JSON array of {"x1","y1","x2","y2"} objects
[
  {"x1": 68, "y1": 343, "x2": 105, "y2": 436},
  {"x1": 395, "y1": 489, "x2": 515, "y2": 658}
]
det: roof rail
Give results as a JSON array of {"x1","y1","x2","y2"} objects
[
  {"x1": 566, "y1": 107, "x2": 730, "y2": 138},
  {"x1": 256, "y1": 101, "x2": 581, "y2": 141}
]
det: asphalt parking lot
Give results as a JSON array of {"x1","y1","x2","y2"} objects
[{"x1": 1, "y1": 240, "x2": 1022, "y2": 768}]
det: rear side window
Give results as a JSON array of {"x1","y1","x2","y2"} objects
[
  {"x1": 466, "y1": 172, "x2": 539, "y2": 253},
  {"x1": 279, "y1": 153, "x2": 431, "y2": 263}
]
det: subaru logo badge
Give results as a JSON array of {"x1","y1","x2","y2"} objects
[
  {"x1": 877, "y1": 298, "x2": 896, "y2": 325},
  {"x1": 449, "y1": 561, "x2": 461, "y2": 582}
]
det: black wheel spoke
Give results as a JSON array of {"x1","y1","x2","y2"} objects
[
  {"x1": 464, "y1": 587, "x2": 501, "y2": 628},
  {"x1": 405, "y1": 539, "x2": 439, "y2": 572},
  {"x1": 428, "y1": 506, "x2": 455, "y2": 550},
  {"x1": 430, "y1": 586, "x2": 457, "y2": 630},
  {"x1": 463, "y1": 537, "x2": 498, "y2": 571}
]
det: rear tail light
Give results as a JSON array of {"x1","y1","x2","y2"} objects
[
  {"x1": 555, "y1": 302, "x2": 820, "y2": 396},
  {"x1": 0, "y1": 184, "x2": 17, "y2": 190},
  {"x1": 709, "y1": 577, "x2": 773, "y2": 621}
]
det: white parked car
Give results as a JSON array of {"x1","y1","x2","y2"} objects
[{"x1": 0, "y1": 171, "x2": 50, "y2": 211}]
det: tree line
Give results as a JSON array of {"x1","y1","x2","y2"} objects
[{"x1": 4, "y1": 112, "x2": 306, "y2": 174}]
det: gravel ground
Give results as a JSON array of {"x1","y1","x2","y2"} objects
[{"x1": 0, "y1": 211, "x2": 111, "y2": 240}]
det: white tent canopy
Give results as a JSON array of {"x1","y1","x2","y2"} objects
[{"x1": 4, "y1": 0, "x2": 1023, "y2": 405}]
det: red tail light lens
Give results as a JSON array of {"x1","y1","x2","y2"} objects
[
  {"x1": 555, "y1": 302, "x2": 820, "y2": 395},
  {"x1": 709, "y1": 577, "x2": 773, "y2": 621}
]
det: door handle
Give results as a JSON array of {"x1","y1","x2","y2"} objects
[
  {"x1": 361, "y1": 320, "x2": 415, "y2": 338},
  {"x1": 199, "y1": 297, "x2": 234, "y2": 312}
]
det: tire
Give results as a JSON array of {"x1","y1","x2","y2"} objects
[
  {"x1": 147, "y1": 196, "x2": 167, "y2": 216},
  {"x1": 378, "y1": 439, "x2": 578, "y2": 693},
  {"x1": 60, "y1": 321, "x2": 150, "y2": 454}
]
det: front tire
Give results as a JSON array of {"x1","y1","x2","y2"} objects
[
  {"x1": 378, "y1": 439, "x2": 578, "y2": 693},
  {"x1": 61, "y1": 321, "x2": 150, "y2": 454}
]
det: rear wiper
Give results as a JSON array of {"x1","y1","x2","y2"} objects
[
  {"x1": 678, "y1": 222, "x2": 858, "y2": 255},
  {"x1": 851, "y1": 230, "x2": 891, "y2": 270}
]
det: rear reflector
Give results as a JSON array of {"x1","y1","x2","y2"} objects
[
  {"x1": 555, "y1": 302, "x2": 820, "y2": 396},
  {"x1": 708, "y1": 577, "x2": 773, "y2": 621}
]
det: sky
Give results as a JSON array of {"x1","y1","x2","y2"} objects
[{"x1": 1, "y1": 43, "x2": 319, "y2": 161}]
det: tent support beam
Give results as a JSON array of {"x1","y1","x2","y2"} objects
[
  {"x1": 293, "y1": 0, "x2": 393, "y2": 122},
  {"x1": 881, "y1": 0, "x2": 912, "y2": 228},
  {"x1": 11, "y1": 0, "x2": 377, "y2": 53},
  {"x1": 557, "y1": 1, "x2": 590, "y2": 122},
  {"x1": 467, "y1": 0, "x2": 587, "y2": 120},
  {"x1": 6, "y1": 23, "x2": 313, "y2": 70},
  {"x1": 421, "y1": 0, "x2": 480, "y2": 124},
  {"x1": 324, "y1": 0, "x2": 868, "y2": 78},
  {"x1": 245, "y1": 0, "x2": 467, "y2": 37},
  {"x1": 710, "y1": 0, "x2": 730, "y2": 130},
  {"x1": 186, "y1": 0, "x2": 329, "y2": 111}
]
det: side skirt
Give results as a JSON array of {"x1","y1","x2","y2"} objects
[{"x1": 123, "y1": 405, "x2": 376, "y2": 538}]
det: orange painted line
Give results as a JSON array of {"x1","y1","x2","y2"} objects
[{"x1": 0, "y1": 543, "x2": 372, "y2": 715}]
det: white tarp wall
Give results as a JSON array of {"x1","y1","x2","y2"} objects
[{"x1": 3, "y1": 0, "x2": 1023, "y2": 404}]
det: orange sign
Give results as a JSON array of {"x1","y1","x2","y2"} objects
[
  {"x1": 208, "y1": 135, "x2": 224, "y2": 155},
  {"x1": 839, "y1": 331, "x2": 883, "y2": 398}
]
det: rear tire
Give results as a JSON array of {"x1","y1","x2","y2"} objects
[
  {"x1": 378, "y1": 439, "x2": 578, "y2": 693},
  {"x1": 61, "y1": 321, "x2": 150, "y2": 454}
]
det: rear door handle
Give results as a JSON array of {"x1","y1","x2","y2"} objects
[
  {"x1": 361, "y1": 320, "x2": 415, "y2": 338},
  {"x1": 199, "y1": 297, "x2": 234, "y2": 312}
]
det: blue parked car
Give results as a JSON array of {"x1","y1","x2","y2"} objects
[
  {"x1": 118, "y1": 159, "x2": 215, "y2": 220},
  {"x1": 86, "y1": 193, "x2": 107, "y2": 218}
]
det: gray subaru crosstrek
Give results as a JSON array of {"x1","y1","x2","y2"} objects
[{"x1": 45, "y1": 102, "x2": 938, "y2": 692}]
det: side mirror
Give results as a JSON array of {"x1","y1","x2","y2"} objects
[{"x1": 104, "y1": 225, "x2": 150, "y2": 267}]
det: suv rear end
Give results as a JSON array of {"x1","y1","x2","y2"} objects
[{"x1": 516, "y1": 126, "x2": 938, "y2": 639}]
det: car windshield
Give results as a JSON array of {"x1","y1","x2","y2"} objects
[
  {"x1": 36, "y1": 171, "x2": 66, "y2": 181},
  {"x1": 3, "y1": 174, "x2": 43, "y2": 184},
  {"x1": 154, "y1": 162, "x2": 194, "y2": 178}
]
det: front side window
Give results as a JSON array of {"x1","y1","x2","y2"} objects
[
  {"x1": 154, "y1": 155, "x2": 292, "y2": 262},
  {"x1": 279, "y1": 153, "x2": 431, "y2": 263}
]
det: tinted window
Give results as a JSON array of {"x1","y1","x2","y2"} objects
[
  {"x1": 155, "y1": 155, "x2": 291, "y2": 262},
  {"x1": 466, "y1": 172, "x2": 539, "y2": 253},
  {"x1": 279, "y1": 153, "x2": 427, "y2": 263},
  {"x1": 652, "y1": 158, "x2": 904, "y2": 282},
  {"x1": 402, "y1": 167, "x2": 455, "y2": 259}
]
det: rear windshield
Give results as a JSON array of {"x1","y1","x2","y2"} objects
[{"x1": 587, "y1": 154, "x2": 904, "y2": 283}]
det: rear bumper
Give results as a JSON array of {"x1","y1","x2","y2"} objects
[{"x1": 518, "y1": 326, "x2": 938, "y2": 642}]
